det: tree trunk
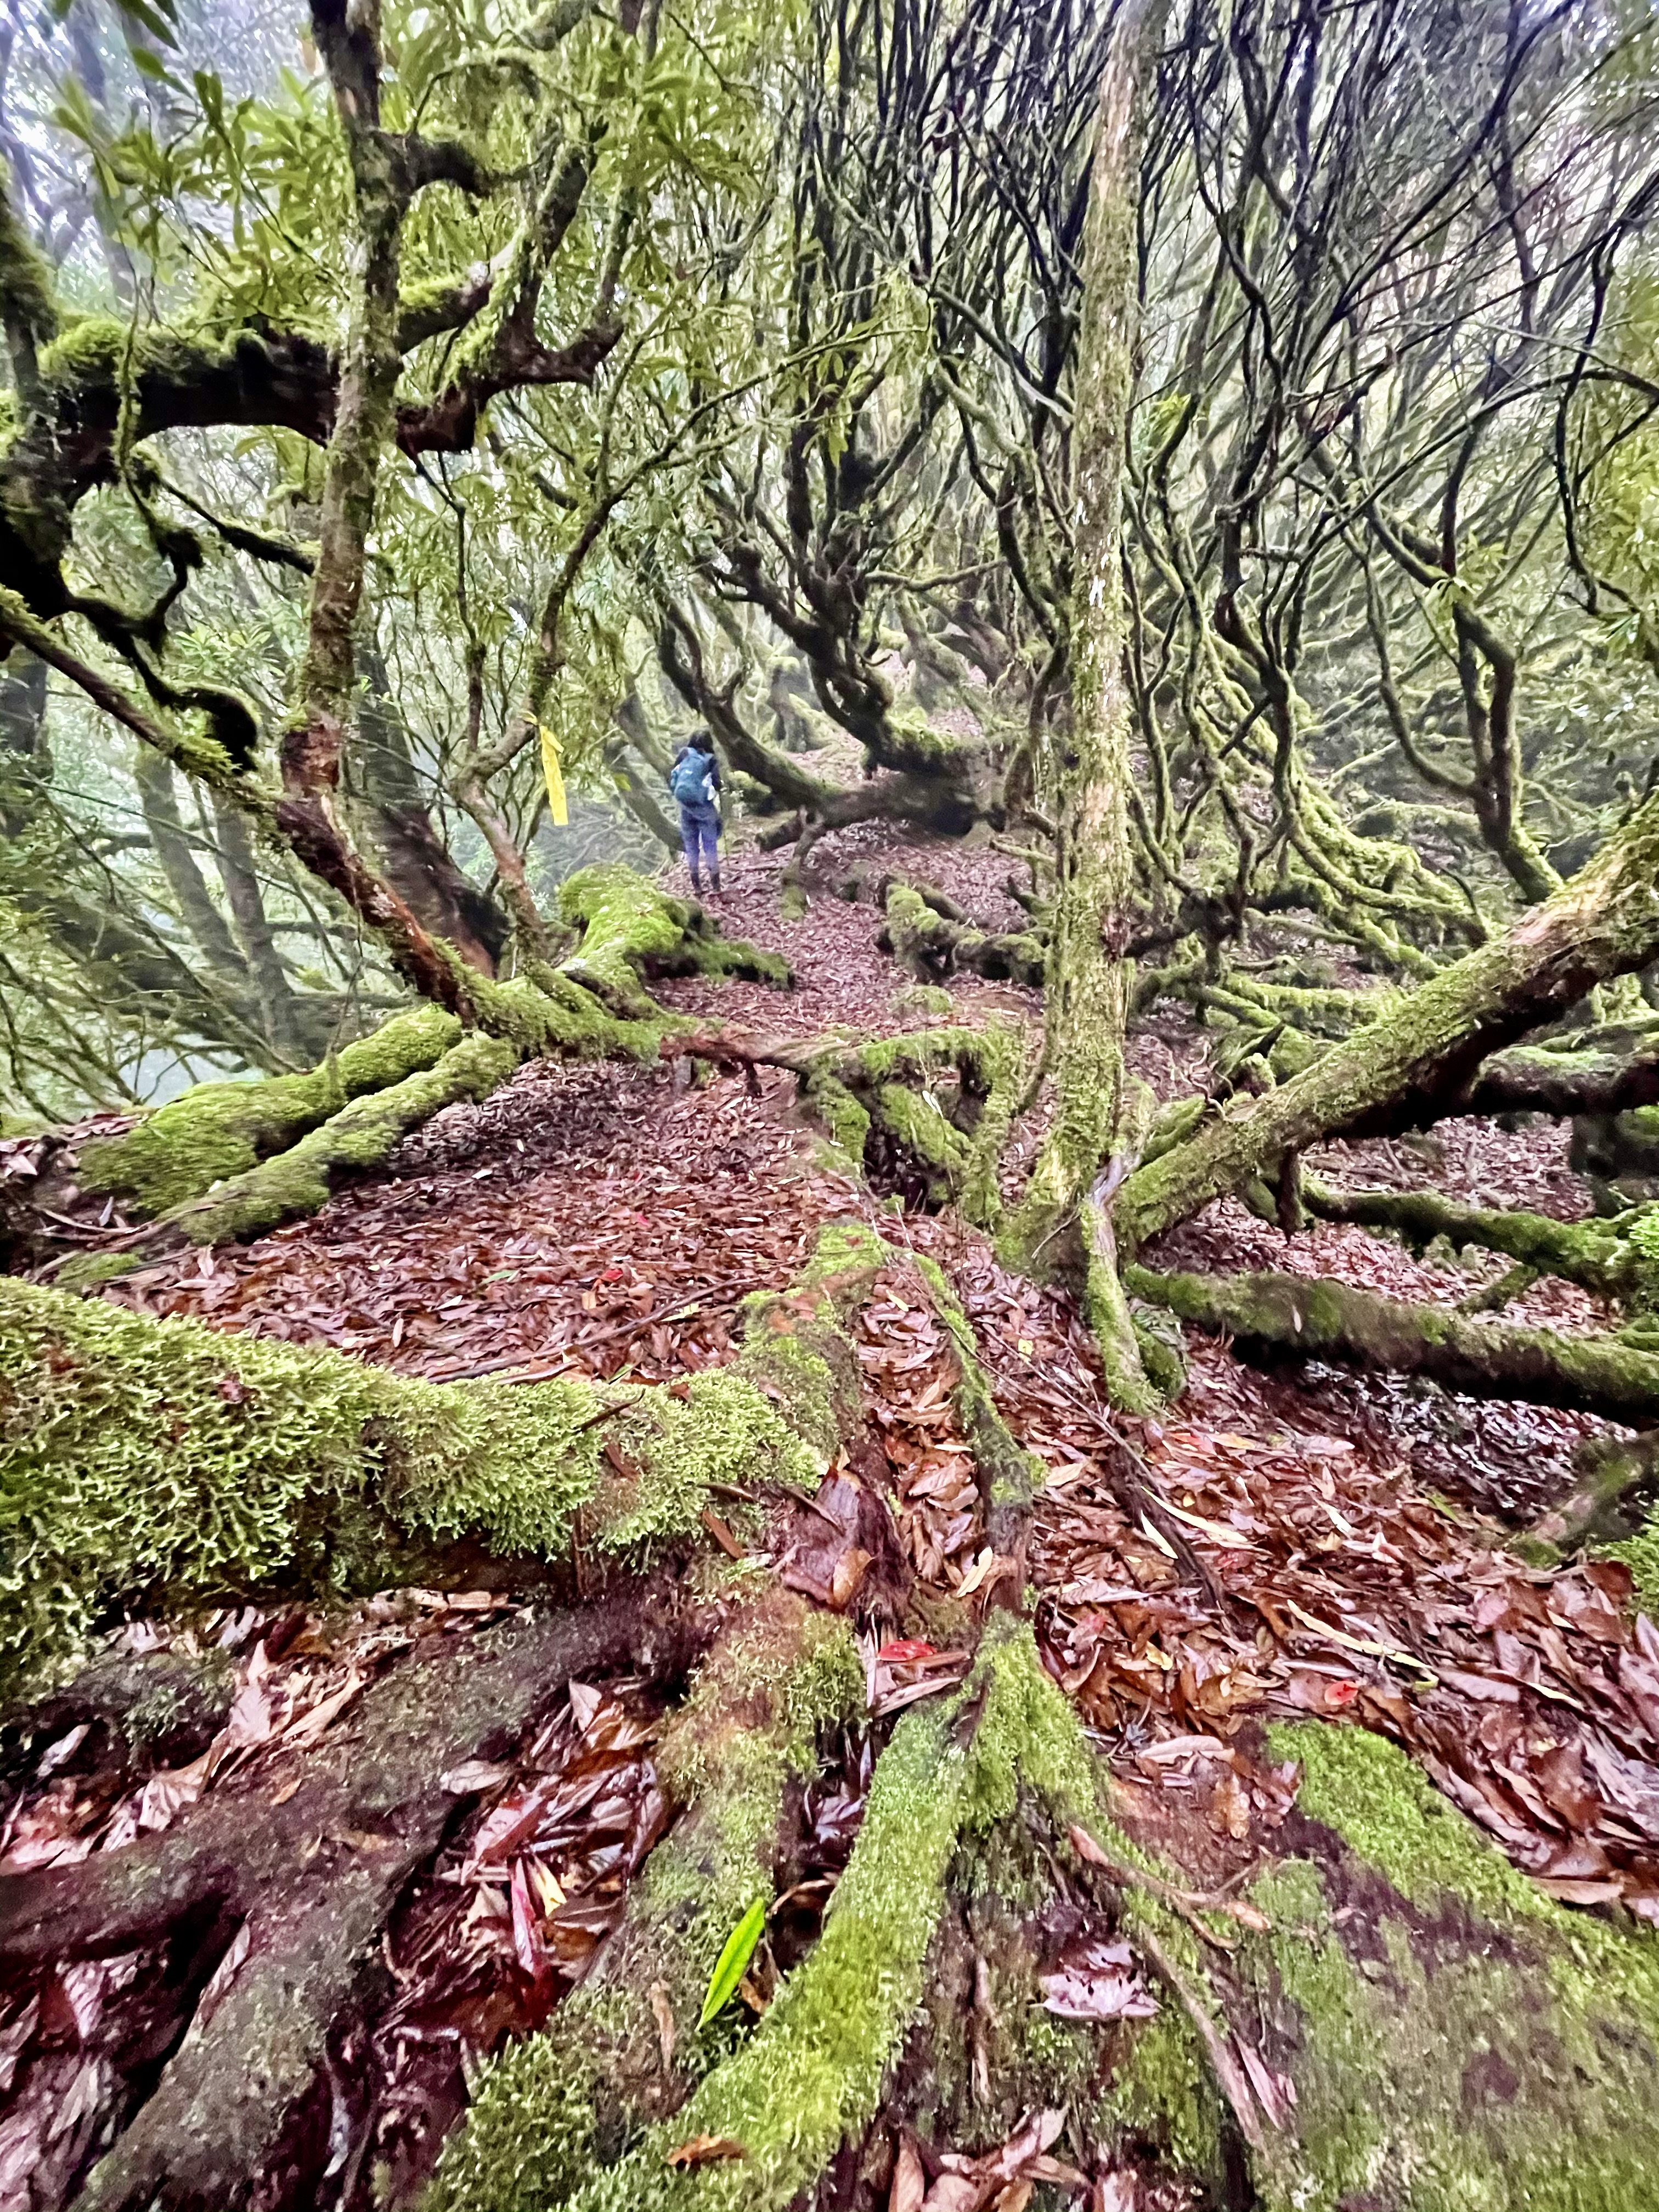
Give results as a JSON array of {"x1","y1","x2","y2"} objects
[{"x1": 1001, "y1": 0, "x2": 1161, "y2": 1410}]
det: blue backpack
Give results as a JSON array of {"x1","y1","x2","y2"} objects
[{"x1": 669, "y1": 749, "x2": 715, "y2": 805}]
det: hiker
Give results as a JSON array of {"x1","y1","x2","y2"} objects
[{"x1": 668, "y1": 728, "x2": 723, "y2": 895}]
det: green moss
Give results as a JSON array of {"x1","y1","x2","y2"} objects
[
  {"x1": 0, "y1": 1276, "x2": 614, "y2": 1702},
  {"x1": 803, "y1": 1068, "x2": 872, "y2": 1167},
  {"x1": 596, "y1": 1368, "x2": 821, "y2": 1553},
  {"x1": 161, "y1": 1032, "x2": 518, "y2": 1246},
  {"x1": 912, "y1": 1252, "x2": 1041, "y2": 1522},
  {"x1": 1096, "y1": 2004, "x2": 1220, "y2": 2179},
  {"x1": 893, "y1": 983, "x2": 953, "y2": 1017},
  {"x1": 592, "y1": 1626, "x2": 1078, "y2": 2212},
  {"x1": 467, "y1": 962, "x2": 666, "y2": 1060},
  {"x1": 875, "y1": 1081, "x2": 969, "y2": 1202},
  {"x1": 80, "y1": 1006, "x2": 463, "y2": 1216},
  {"x1": 1236, "y1": 1723, "x2": 1659, "y2": 2211},
  {"x1": 556, "y1": 865, "x2": 788, "y2": 1009},
  {"x1": 1607, "y1": 1505, "x2": 1659, "y2": 1620}
]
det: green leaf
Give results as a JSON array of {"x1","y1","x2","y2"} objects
[{"x1": 698, "y1": 1896, "x2": 766, "y2": 2028}]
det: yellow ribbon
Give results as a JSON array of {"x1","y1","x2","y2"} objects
[{"x1": 538, "y1": 724, "x2": 569, "y2": 827}]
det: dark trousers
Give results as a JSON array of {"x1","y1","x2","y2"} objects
[{"x1": 678, "y1": 799, "x2": 720, "y2": 882}]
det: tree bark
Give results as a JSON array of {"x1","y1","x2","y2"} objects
[{"x1": 1001, "y1": 0, "x2": 1162, "y2": 1409}]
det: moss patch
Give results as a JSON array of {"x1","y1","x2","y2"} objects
[
  {"x1": 0, "y1": 1223, "x2": 888, "y2": 1700},
  {"x1": 0, "y1": 1276, "x2": 617, "y2": 1702},
  {"x1": 557, "y1": 864, "x2": 789, "y2": 1009},
  {"x1": 1233, "y1": 1721, "x2": 1659, "y2": 2211},
  {"x1": 78, "y1": 1006, "x2": 462, "y2": 1217}
]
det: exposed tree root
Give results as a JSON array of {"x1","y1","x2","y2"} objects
[
  {"x1": 1117, "y1": 788, "x2": 1659, "y2": 1249},
  {"x1": 1126, "y1": 1261, "x2": 1659, "y2": 1422},
  {"x1": 0, "y1": 1586, "x2": 706, "y2": 2212},
  {"x1": 1527, "y1": 1429, "x2": 1659, "y2": 1553},
  {"x1": 430, "y1": 1620, "x2": 1090, "y2": 2212},
  {"x1": 0, "y1": 1221, "x2": 890, "y2": 1697},
  {"x1": 878, "y1": 882, "x2": 1046, "y2": 991},
  {"x1": 670, "y1": 1022, "x2": 1023, "y2": 1226}
]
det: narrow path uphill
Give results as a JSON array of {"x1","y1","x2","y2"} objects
[{"x1": 6, "y1": 836, "x2": 1659, "y2": 2212}]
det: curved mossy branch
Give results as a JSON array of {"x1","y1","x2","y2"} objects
[
  {"x1": 120, "y1": 1029, "x2": 521, "y2": 1262},
  {"x1": 1116, "y1": 785, "x2": 1659, "y2": 1250},
  {"x1": 1300, "y1": 1176, "x2": 1659, "y2": 1313},
  {"x1": 0, "y1": 1222, "x2": 890, "y2": 1700},
  {"x1": 1125, "y1": 1262, "x2": 1659, "y2": 1423},
  {"x1": 788, "y1": 1023, "x2": 1022, "y2": 1226}
]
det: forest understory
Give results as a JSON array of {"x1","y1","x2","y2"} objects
[
  {"x1": 7, "y1": 0, "x2": 1659, "y2": 2203},
  {"x1": 7, "y1": 827, "x2": 1659, "y2": 2212}
]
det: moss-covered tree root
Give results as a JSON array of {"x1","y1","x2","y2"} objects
[
  {"x1": 797, "y1": 1023, "x2": 1022, "y2": 1225},
  {"x1": 428, "y1": 1619, "x2": 1101, "y2": 2212},
  {"x1": 4, "y1": 1585, "x2": 709, "y2": 2212},
  {"x1": 77, "y1": 1004, "x2": 465, "y2": 1217},
  {"x1": 46, "y1": 865, "x2": 791, "y2": 1272},
  {"x1": 0, "y1": 1222, "x2": 889, "y2": 1700},
  {"x1": 1231, "y1": 1722, "x2": 1659, "y2": 2211},
  {"x1": 878, "y1": 882, "x2": 1046, "y2": 990},
  {"x1": 1126, "y1": 1261, "x2": 1659, "y2": 1421},
  {"x1": 1301, "y1": 1174, "x2": 1659, "y2": 1312}
]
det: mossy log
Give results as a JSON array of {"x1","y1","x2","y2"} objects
[
  {"x1": 0, "y1": 1222, "x2": 888, "y2": 1700},
  {"x1": 1227, "y1": 1722, "x2": 1659, "y2": 2211},
  {"x1": 1126, "y1": 1260, "x2": 1659, "y2": 1421},
  {"x1": 431, "y1": 1619, "x2": 1100, "y2": 2212},
  {"x1": 878, "y1": 883, "x2": 1046, "y2": 991},
  {"x1": 432, "y1": 1637, "x2": 1659, "y2": 2212}
]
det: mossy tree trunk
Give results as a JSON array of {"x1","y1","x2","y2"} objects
[
  {"x1": 1001, "y1": 0, "x2": 1164, "y2": 1412},
  {"x1": 271, "y1": 1, "x2": 475, "y2": 1016}
]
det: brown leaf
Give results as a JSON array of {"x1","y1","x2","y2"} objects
[
  {"x1": 1041, "y1": 1937, "x2": 1159, "y2": 2022},
  {"x1": 665, "y1": 2135, "x2": 747, "y2": 2169},
  {"x1": 889, "y1": 2137, "x2": 927, "y2": 2212}
]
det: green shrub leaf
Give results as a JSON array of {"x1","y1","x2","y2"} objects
[{"x1": 698, "y1": 1896, "x2": 767, "y2": 2028}]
